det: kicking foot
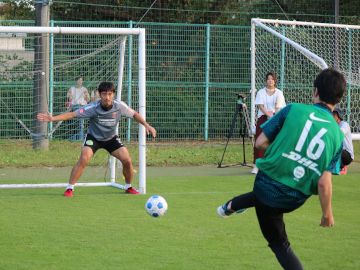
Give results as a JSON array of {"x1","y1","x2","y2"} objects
[{"x1": 217, "y1": 203, "x2": 247, "y2": 218}]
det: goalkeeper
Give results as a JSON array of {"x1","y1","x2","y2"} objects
[
  {"x1": 37, "y1": 82, "x2": 156, "y2": 197},
  {"x1": 217, "y1": 68, "x2": 346, "y2": 270}
]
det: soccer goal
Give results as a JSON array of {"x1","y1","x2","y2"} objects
[
  {"x1": 0, "y1": 26, "x2": 148, "y2": 194},
  {"x1": 250, "y1": 18, "x2": 360, "y2": 140}
]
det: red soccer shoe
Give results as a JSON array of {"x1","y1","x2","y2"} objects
[
  {"x1": 64, "y1": 189, "x2": 73, "y2": 197},
  {"x1": 125, "y1": 187, "x2": 139, "y2": 195}
]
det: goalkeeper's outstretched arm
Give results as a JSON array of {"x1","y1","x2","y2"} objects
[
  {"x1": 133, "y1": 111, "x2": 157, "y2": 138},
  {"x1": 37, "y1": 111, "x2": 77, "y2": 122}
]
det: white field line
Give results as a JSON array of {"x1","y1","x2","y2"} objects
[{"x1": 0, "y1": 190, "x2": 252, "y2": 199}]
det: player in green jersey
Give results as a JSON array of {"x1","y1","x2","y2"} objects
[{"x1": 217, "y1": 68, "x2": 346, "y2": 270}]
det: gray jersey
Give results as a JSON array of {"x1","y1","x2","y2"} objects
[{"x1": 76, "y1": 100, "x2": 135, "y2": 141}]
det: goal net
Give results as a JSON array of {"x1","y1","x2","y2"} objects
[
  {"x1": 250, "y1": 19, "x2": 360, "y2": 140},
  {"x1": 0, "y1": 26, "x2": 148, "y2": 193}
]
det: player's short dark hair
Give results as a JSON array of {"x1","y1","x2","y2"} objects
[
  {"x1": 265, "y1": 72, "x2": 277, "y2": 83},
  {"x1": 75, "y1": 76, "x2": 82, "y2": 81},
  {"x1": 98, "y1": 82, "x2": 116, "y2": 93},
  {"x1": 314, "y1": 68, "x2": 346, "y2": 105}
]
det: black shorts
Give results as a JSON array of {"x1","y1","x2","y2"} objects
[
  {"x1": 341, "y1": 149, "x2": 353, "y2": 168},
  {"x1": 83, "y1": 133, "x2": 124, "y2": 154}
]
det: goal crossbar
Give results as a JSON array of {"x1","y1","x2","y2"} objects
[
  {"x1": 254, "y1": 19, "x2": 360, "y2": 30},
  {"x1": 0, "y1": 26, "x2": 143, "y2": 35}
]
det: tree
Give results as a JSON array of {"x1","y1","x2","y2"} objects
[
  {"x1": 267, "y1": 0, "x2": 360, "y2": 24},
  {"x1": 1, "y1": 0, "x2": 359, "y2": 25},
  {"x1": 0, "y1": 0, "x2": 35, "y2": 21},
  {"x1": 49, "y1": 0, "x2": 234, "y2": 25},
  {"x1": 0, "y1": 54, "x2": 33, "y2": 82}
]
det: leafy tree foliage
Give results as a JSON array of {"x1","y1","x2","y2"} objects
[
  {"x1": 0, "y1": 0, "x2": 35, "y2": 20},
  {"x1": 1, "y1": 0, "x2": 358, "y2": 25},
  {"x1": 50, "y1": 0, "x2": 235, "y2": 24},
  {"x1": 0, "y1": 54, "x2": 33, "y2": 82}
]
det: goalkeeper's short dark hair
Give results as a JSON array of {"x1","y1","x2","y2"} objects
[
  {"x1": 314, "y1": 68, "x2": 346, "y2": 105},
  {"x1": 98, "y1": 82, "x2": 116, "y2": 93}
]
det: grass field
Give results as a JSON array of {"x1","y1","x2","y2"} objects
[
  {"x1": 1, "y1": 140, "x2": 360, "y2": 269},
  {"x1": 1, "y1": 139, "x2": 360, "y2": 167},
  {"x1": 0, "y1": 165, "x2": 359, "y2": 270}
]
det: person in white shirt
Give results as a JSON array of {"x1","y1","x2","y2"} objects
[
  {"x1": 252, "y1": 72, "x2": 286, "y2": 174},
  {"x1": 67, "y1": 77, "x2": 90, "y2": 141},
  {"x1": 332, "y1": 107, "x2": 354, "y2": 174}
]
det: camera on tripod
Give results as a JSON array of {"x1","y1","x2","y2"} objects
[
  {"x1": 237, "y1": 94, "x2": 246, "y2": 104},
  {"x1": 218, "y1": 92, "x2": 253, "y2": 168}
]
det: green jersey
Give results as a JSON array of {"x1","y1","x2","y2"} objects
[{"x1": 256, "y1": 103, "x2": 344, "y2": 196}]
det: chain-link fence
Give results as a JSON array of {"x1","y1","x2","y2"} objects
[
  {"x1": 1, "y1": 18, "x2": 360, "y2": 143},
  {"x1": 0, "y1": 20, "x2": 252, "y2": 143},
  {"x1": 1, "y1": 0, "x2": 359, "y2": 143}
]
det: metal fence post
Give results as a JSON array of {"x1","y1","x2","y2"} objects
[
  {"x1": 49, "y1": 19, "x2": 54, "y2": 140},
  {"x1": 33, "y1": 0, "x2": 50, "y2": 150},
  {"x1": 204, "y1": 23, "x2": 210, "y2": 140},
  {"x1": 250, "y1": 20, "x2": 256, "y2": 134}
]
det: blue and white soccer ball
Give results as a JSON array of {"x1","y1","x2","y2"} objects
[{"x1": 145, "y1": 195, "x2": 168, "y2": 217}]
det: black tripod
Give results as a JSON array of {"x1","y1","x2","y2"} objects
[{"x1": 218, "y1": 95, "x2": 254, "y2": 168}]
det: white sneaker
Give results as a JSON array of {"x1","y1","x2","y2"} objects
[
  {"x1": 217, "y1": 205, "x2": 229, "y2": 218},
  {"x1": 217, "y1": 203, "x2": 247, "y2": 218},
  {"x1": 251, "y1": 165, "x2": 258, "y2": 174}
]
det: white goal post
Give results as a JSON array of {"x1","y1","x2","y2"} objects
[
  {"x1": 251, "y1": 18, "x2": 360, "y2": 140},
  {"x1": 0, "y1": 26, "x2": 147, "y2": 194}
]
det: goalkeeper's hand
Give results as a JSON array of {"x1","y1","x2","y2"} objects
[
  {"x1": 37, "y1": 111, "x2": 53, "y2": 122},
  {"x1": 146, "y1": 125, "x2": 157, "y2": 137}
]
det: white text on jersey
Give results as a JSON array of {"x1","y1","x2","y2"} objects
[{"x1": 282, "y1": 151, "x2": 321, "y2": 176}]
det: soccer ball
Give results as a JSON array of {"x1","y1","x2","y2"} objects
[{"x1": 145, "y1": 195, "x2": 168, "y2": 217}]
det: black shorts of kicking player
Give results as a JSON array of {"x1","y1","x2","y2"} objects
[{"x1": 82, "y1": 133, "x2": 124, "y2": 154}]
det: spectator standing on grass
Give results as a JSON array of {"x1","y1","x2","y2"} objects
[
  {"x1": 67, "y1": 76, "x2": 90, "y2": 141},
  {"x1": 252, "y1": 72, "x2": 286, "y2": 174},
  {"x1": 332, "y1": 107, "x2": 354, "y2": 175},
  {"x1": 38, "y1": 82, "x2": 156, "y2": 197},
  {"x1": 217, "y1": 68, "x2": 346, "y2": 270}
]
